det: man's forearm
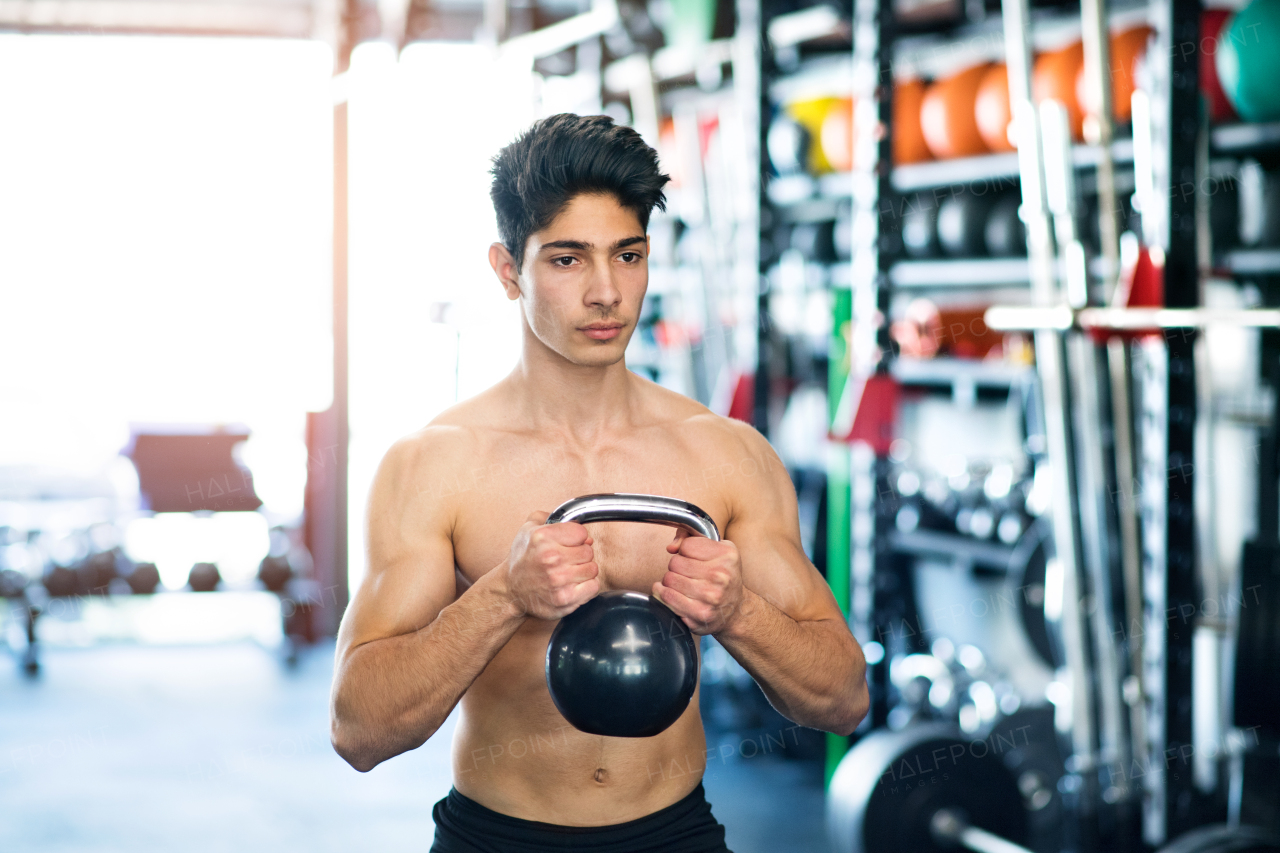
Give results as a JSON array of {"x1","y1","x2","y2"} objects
[
  {"x1": 331, "y1": 568, "x2": 526, "y2": 771},
  {"x1": 715, "y1": 589, "x2": 868, "y2": 735}
]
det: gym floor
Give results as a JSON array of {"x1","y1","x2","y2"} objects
[{"x1": 0, "y1": 640, "x2": 830, "y2": 853}]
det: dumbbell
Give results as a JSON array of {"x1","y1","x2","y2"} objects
[
  {"x1": 127, "y1": 562, "x2": 161, "y2": 595},
  {"x1": 0, "y1": 569, "x2": 28, "y2": 599},
  {"x1": 43, "y1": 565, "x2": 81, "y2": 598},
  {"x1": 78, "y1": 551, "x2": 118, "y2": 595},
  {"x1": 937, "y1": 192, "x2": 995, "y2": 257},
  {"x1": 258, "y1": 555, "x2": 293, "y2": 593},
  {"x1": 188, "y1": 562, "x2": 221, "y2": 593}
]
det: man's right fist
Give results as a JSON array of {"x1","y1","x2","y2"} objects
[{"x1": 504, "y1": 511, "x2": 600, "y2": 619}]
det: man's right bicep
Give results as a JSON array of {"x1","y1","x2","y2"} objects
[{"x1": 338, "y1": 435, "x2": 460, "y2": 655}]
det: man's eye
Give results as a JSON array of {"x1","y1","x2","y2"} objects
[
  {"x1": 619, "y1": 252, "x2": 641, "y2": 263},
  {"x1": 552, "y1": 256, "x2": 577, "y2": 267}
]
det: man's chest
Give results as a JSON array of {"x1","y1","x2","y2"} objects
[{"x1": 443, "y1": 440, "x2": 732, "y2": 591}]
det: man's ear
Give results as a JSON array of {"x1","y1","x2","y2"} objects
[{"x1": 489, "y1": 242, "x2": 522, "y2": 300}]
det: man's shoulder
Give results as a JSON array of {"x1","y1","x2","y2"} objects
[
  {"x1": 379, "y1": 422, "x2": 474, "y2": 488},
  {"x1": 379, "y1": 386, "x2": 524, "y2": 491},
  {"x1": 648, "y1": 389, "x2": 779, "y2": 471}
]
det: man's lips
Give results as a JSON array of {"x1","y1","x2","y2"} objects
[{"x1": 581, "y1": 323, "x2": 623, "y2": 340}]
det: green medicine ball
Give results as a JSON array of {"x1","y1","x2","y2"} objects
[{"x1": 1217, "y1": 0, "x2": 1280, "y2": 122}]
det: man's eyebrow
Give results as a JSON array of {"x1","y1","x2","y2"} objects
[
  {"x1": 537, "y1": 236, "x2": 646, "y2": 254},
  {"x1": 539, "y1": 240, "x2": 590, "y2": 252}
]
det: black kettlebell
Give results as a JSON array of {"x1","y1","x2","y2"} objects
[{"x1": 544, "y1": 494, "x2": 715, "y2": 738}]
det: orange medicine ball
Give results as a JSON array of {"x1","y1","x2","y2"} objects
[
  {"x1": 1033, "y1": 41, "x2": 1085, "y2": 140},
  {"x1": 1076, "y1": 26, "x2": 1152, "y2": 123},
  {"x1": 920, "y1": 64, "x2": 993, "y2": 159},
  {"x1": 974, "y1": 64, "x2": 1015, "y2": 152},
  {"x1": 893, "y1": 79, "x2": 932, "y2": 164}
]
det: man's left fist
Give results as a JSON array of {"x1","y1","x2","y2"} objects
[{"x1": 652, "y1": 529, "x2": 744, "y2": 636}]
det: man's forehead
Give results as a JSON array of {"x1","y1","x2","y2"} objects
[{"x1": 532, "y1": 193, "x2": 645, "y2": 246}]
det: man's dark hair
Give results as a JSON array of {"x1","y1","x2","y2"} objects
[{"x1": 490, "y1": 113, "x2": 670, "y2": 272}]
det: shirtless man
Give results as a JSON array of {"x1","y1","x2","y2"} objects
[{"x1": 330, "y1": 113, "x2": 869, "y2": 852}]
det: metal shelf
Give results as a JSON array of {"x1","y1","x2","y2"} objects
[
  {"x1": 889, "y1": 529, "x2": 1017, "y2": 570},
  {"x1": 889, "y1": 257, "x2": 1031, "y2": 288},
  {"x1": 891, "y1": 139, "x2": 1134, "y2": 193},
  {"x1": 1210, "y1": 122, "x2": 1280, "y2": 155},
  {"x1": 1219, "y1": 249, "x2": 1280, "y2": 275},
  {"x1": 768, "y1": 141, "x2": 1140, "y2": 202},
  {"x1": 892, "y1": 153, "x2": 1021, "y2": 193},
  {"x1": 891, "y1": 358, "x2": 1034, "y2": 389}
]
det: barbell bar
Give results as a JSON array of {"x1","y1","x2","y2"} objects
[
  {"x1": 985, "y1": 305, "x2": 1280, "y2": 332},
  {"x1": 931, "y1": 809, "x2": 1037, "y2": 853}
]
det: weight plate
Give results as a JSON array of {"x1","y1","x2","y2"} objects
[
  {"x1": 828, "y1": 723, "x2": 1028, "y2": 853},
  {"x1": 1157, "y1": 824, "x2": 1280, "y2": 853},
  {"x1": 1009, "y1": 521, "x2": 1061, "y2": 669},
  {"x1": 1234, "y1": 541, "x2": 1280, "y2": 733},
  {"x1": 983, "y1": 706, "x2": 1065, "y2": 853}
]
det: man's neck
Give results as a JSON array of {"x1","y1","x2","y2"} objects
[{"x1": 504, "y1": 345, "x2": 640, "y2": 442}]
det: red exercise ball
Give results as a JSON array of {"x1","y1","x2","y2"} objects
[
  {"x1": 920, "y1": 64, "x2": 993, "y2": 159},
  {"x1": 1201, "y1": 9, "x2": 1238, "y2": 123}
]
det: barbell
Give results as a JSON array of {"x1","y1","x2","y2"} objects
[
  {"x1": 827, "y1": 722, "x2": 1031, "y2": 853},
  {"x1": 828, "y1": 720, "x2": 1280, "y2": 853},
  {"x1": 985, "y1": 305, "x2": 1280, "y2": 333}
]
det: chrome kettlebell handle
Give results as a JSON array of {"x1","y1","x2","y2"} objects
[{"x1": 544, "y1": 494, "x2": 720, "y2": 542}]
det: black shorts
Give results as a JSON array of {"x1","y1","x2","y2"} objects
[{"x1": 428, "y1": 783, "x2": 732, "y2": 853}]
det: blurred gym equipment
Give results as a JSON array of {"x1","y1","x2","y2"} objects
[
  {"x1": 1032, "y1": 41, "x2": 1084, "y2": 140},
  {"x1": 985, "y1": 191, "x2": 1027, "y2": 256},
  {"x1": 1201, "y1": 10, "x2": 1238, "y2": 123},
  {"x1": 126, "y1": 562, "x2": 161, "y2": 595},
  {"x1": 1216, "y1": 0, "x2": 1280, "y2": 122},
  {"x1": 938, "y1": 192, "x2": 996, "y2": 257},
  {"x1": 127, "y1": 429, "x2": 262, "y2": 513},
  {"x1": 827, "y1": 723, "x2": 1030, "y2": 853},
  {"x1": 187, "y1": 562, "x2": 221, "y2": 593},
  {"x1": 894, "y1": 79, "x2": 932, "y2": 164},
  {"x1": 903, "y1": 192, "x2": 942, "y2": 258},
  {"x1": 921, "y1": 65, "x2": 993, "y2": 159},
  {"x1": 975, "y1": 64, "x2": 1016, "y2": 153}
]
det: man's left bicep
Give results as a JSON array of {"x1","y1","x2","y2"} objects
[
  {"x1": 725, "y1": 460, "x2": 845, "y2": 625},
  {"x1": 740, "y1": 530, "x2": 844, "y2": 624}
]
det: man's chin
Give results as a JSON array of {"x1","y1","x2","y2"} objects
[{"x1": 565, "y1": 340, "x2": 628, "y2": 368}]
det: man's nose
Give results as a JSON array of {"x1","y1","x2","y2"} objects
[{"x1": 584, "y1": 259, "x2": 622, "y2": 308}]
